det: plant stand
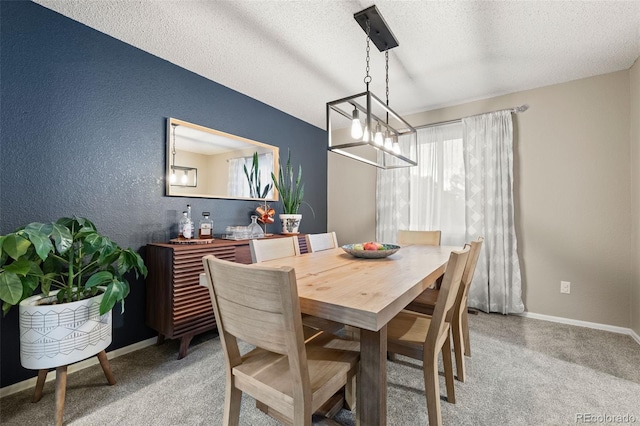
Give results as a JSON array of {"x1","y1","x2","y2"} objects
[{"x1": 32, "y1": 350, "x2": 116, "y2": 426}]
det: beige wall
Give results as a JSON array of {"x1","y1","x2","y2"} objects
[
  {"x1": 631, "y1": 58, "x2": 640, "y2": 336},
  {"x1": 328, "y1": 70, "x2": 634, "y2": 327},
  {"x1": 327, "y1": 151, "x2": 377, "y2": 245}
]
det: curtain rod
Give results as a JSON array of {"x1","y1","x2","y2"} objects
[{"x1": 412, "y1": 104, "x2": 529, "y2": 130}]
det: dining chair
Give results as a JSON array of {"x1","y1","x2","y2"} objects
[
  {"x1": 387, "y1": 246, "x2": 469, "y2": 426},
  {"x1": 250, "y1": 236, "x2": 344, "y2": 335},
  {"x1": 397, "y1": 229, "x2": 442, "y2": 246},
  {"x1": 249, "y1": 236, "x2": 301, "y2": 263},
  {"x1": 305, "y1": 231, "x2": 339, "y2": 252},
  {"x1": 386, "y1": 230, "x2": 442, "y2": 360},
  {"x1": 405, "y1": 237, "x2": 484, "y2": 382},
  {"x1": 202, "y1": 255, "x2": 360, "y2": 426}
]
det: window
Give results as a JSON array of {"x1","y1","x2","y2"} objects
[{"x1": 377, "y1": 122, "x2": 465, "y2": 246}]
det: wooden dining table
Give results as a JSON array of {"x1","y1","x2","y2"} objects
[{"x1": 261, "y1": 243, "x2": 456, "y2": 426}]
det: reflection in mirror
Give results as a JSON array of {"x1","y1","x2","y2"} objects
[{"x1": 166, "y1": 118, "x2": 279, "y2": 200}]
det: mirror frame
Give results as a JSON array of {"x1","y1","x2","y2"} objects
[{"x1": 166, "y1": 117, "x2": 280, "y2": 200}]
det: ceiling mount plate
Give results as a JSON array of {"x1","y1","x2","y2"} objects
[{"x1": 354, "y1": 5, "x2": 399, "y2": 52}]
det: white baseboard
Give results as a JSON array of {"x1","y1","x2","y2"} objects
[
  {"x1": 0, "y1": 337, "x2": 156, "y2": 399},
  {"x1": 518, "y1": 311, "x2": 640, "y2": 345}
]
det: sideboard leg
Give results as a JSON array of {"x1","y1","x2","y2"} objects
[
  {"x1": 178, "y1": 334, "x2": 194, "y2": 359},
  {"x1": 97, "y1": 350, "x2": 116, "y2": 385},
  {"x1": 156, "y1": 333, "x2": 166, "y2": 345},
  {"x1": 32, "y1": 369, "x2": 48, "y2": 403},
  {"x1": 54, "y1": 365, "x2": 67, "y2": 426}
]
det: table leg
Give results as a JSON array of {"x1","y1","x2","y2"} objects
[{"x1": 357, "y1": 326, "x2": 387, "y2": 426}]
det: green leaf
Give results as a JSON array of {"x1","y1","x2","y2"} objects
[
  {"x1": 24, "y1": 222, "x2": 53, "y2": 236},
  {"x1": 3, "y1": 258, "x2": 31, "y2": 276},
  {"x1": 23, "y1": 274, "x2": 40, "y2": 295},
  {"x1": 3, "y1": 234, "x2": 31, "y2": 260},
  {"x1": 50, "y1": 223, "x2": 73, "y2": 254},
  {"x1": 23, "y1": 227, "x2": 54, "y2": 261},
  {"x1": 2, "y1": 301, "x2": 12, "y2": 316},
  {"x1": 99, "y1": 280, "x2": 126, "y2": 315},
  {"x1": 86, "y1": 271, "x2": 114, "y2": 289},
  {"x1": 0, "y1": 272, "x2": 23, "y2": 305},
  {"x1": 41, "y1": 272, "x2": 59, "y2": 295}
]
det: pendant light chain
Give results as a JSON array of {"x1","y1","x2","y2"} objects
[
  {"x1": 364, "y1": 19, "x2": 372, "y2": 90},
  {"x1": 385, "y1": 50, "x2": 390, "y2": 126},
  {"x1": 385, "y1": 50, "x2": 389, "y2": 106}
]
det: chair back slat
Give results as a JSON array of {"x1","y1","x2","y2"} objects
[
  {"x1": 250, "y1": 236, "x2": 301, "y2": 263},
  {"x1": 398, "y1": 230, "x2": 442, "y2": 246},
  {"x1": 305, "y1": 232, "x2": 339, "y2": 252}
]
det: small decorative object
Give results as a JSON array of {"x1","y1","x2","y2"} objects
[
  {"x1": 255, "y1": 200, "x2": 275, "y2": 236},
  {"x1": 271, "y1": 149, "x2": 314, "y2": 234},
  {"x1": 341, "y1": 242, "x2": 401, "y2": 259},
  {"x1": 247, "y1": 215, "x2": 265, "y2": 239},
  {"x1": 224, "y1": 226, "x2": 250, "y2": 240}
]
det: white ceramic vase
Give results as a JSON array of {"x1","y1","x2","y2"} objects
[
  {"x1": 18, "y1": 288, "x2": 112, "y2": 370},
  {"x1": 280, "y1": 214, "x2": 302, "y2": 234}
]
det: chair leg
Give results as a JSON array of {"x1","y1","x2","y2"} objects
[
  {"x1": 33, "y1": 369, "x2": 48, "y2": 403},
  {"x1": 224, "y1": 383, "x2": 242, "y2": 426},
  {"x1": 345, "y1": 373, "x2": 356, "y2": 410},
  {"x1": 54, "y1": 365, "x2": 68, "y2": 426},
  {"x1": 423, "y1": 352, "x2": 442, "y2": 426},
  {"x1": 442, "y1": 334, "x2": 456, "y2": 404},
  {"x1": 462, "y1": 308, "x2": 471, "y2": 357},
  {"x1": 452, "y1": 317, "x2": 466, "y2": 382}
]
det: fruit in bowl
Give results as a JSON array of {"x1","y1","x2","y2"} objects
[{"x1": 363, "y1": 241, "x2": 384, "y2": 251}]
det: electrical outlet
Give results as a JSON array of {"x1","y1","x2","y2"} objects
[{"x1": 560, "y1": 281, "x2": 571, "y2": 294}]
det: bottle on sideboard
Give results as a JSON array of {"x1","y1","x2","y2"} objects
[
  {"x1": 199, "y1": 212, "x2": 213, "y2": 239},
  {"x1": 179, "y1": 211, "x2": 194, "y2": 239}
]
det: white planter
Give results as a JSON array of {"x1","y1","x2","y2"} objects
[
  {"x1": 19, "y1": 288, "x2": 112, "y2": 370},
  {"x1": 280, "y1": 214, "x2": 302, "y2": 234}
]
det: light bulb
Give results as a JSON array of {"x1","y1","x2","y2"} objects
[
  {"x1": 363, "y1": 124, "x2": 370, "y2": 142},
  {"x1": 181, "y1": 171, "x2": 188, "y2": 184},
  {"x1": 350, "y1": 109, "x2": 363, "y2": 139},
  {"x1": 392, "y1": 137, "x2": 401, "y2": 154},
  {"x1": 170, "y1": 171, "x2": 176, "y2": 183},
  {"x1": 374, "y1": 123, "x2": 384, "y2": 146},
  {"x1": 384, "y1": 132, "x2": 393, "y2": 150}
]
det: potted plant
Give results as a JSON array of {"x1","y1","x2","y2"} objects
[
  {"x1": 0, "y1": 216, "x2": 147, "y2": 370},
  {"x1": 271, "y1": 149, "x2": 314, "y2": 234}
]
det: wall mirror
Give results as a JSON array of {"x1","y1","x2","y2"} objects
[{"x1": 166, "y1": 118, "x2": 279, "y2": 200}]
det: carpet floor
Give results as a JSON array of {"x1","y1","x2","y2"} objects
[{"x1": 1, "y1": 312, "x2": 639, "y2": 425}]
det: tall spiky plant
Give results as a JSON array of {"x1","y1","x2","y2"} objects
[
  {"x1": 243, "y1": 152, "x2": 272, "y2": 199},
  {"x1": 271, "y1": 149, "x2": 313, "y2": 215}
]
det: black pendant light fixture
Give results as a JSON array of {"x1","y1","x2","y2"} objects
[{"x1": 327, "y1": 5, "x2": 417, "y2": 169}]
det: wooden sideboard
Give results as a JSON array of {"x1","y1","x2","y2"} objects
[{"x1": 145, "y1": 235, "x2": 308, "y2": 359}]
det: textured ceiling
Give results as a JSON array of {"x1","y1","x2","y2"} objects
[{"x1": 35, "y1": 0, "x2": 640, "y2": 129}]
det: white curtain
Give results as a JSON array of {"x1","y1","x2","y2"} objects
[
  {"x1": 227, "y1": 157, "x2": 248, "y2": 197},
  {"x1": 463, "y1": 111, "x2": 524, "y2": 314},
  {"x1": 377, "y1": 123, "x2": 465, "y2": 246}
]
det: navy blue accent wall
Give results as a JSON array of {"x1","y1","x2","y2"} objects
[{"x1": 0, "y1": 1, "x2": 327, "y2": 387}]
